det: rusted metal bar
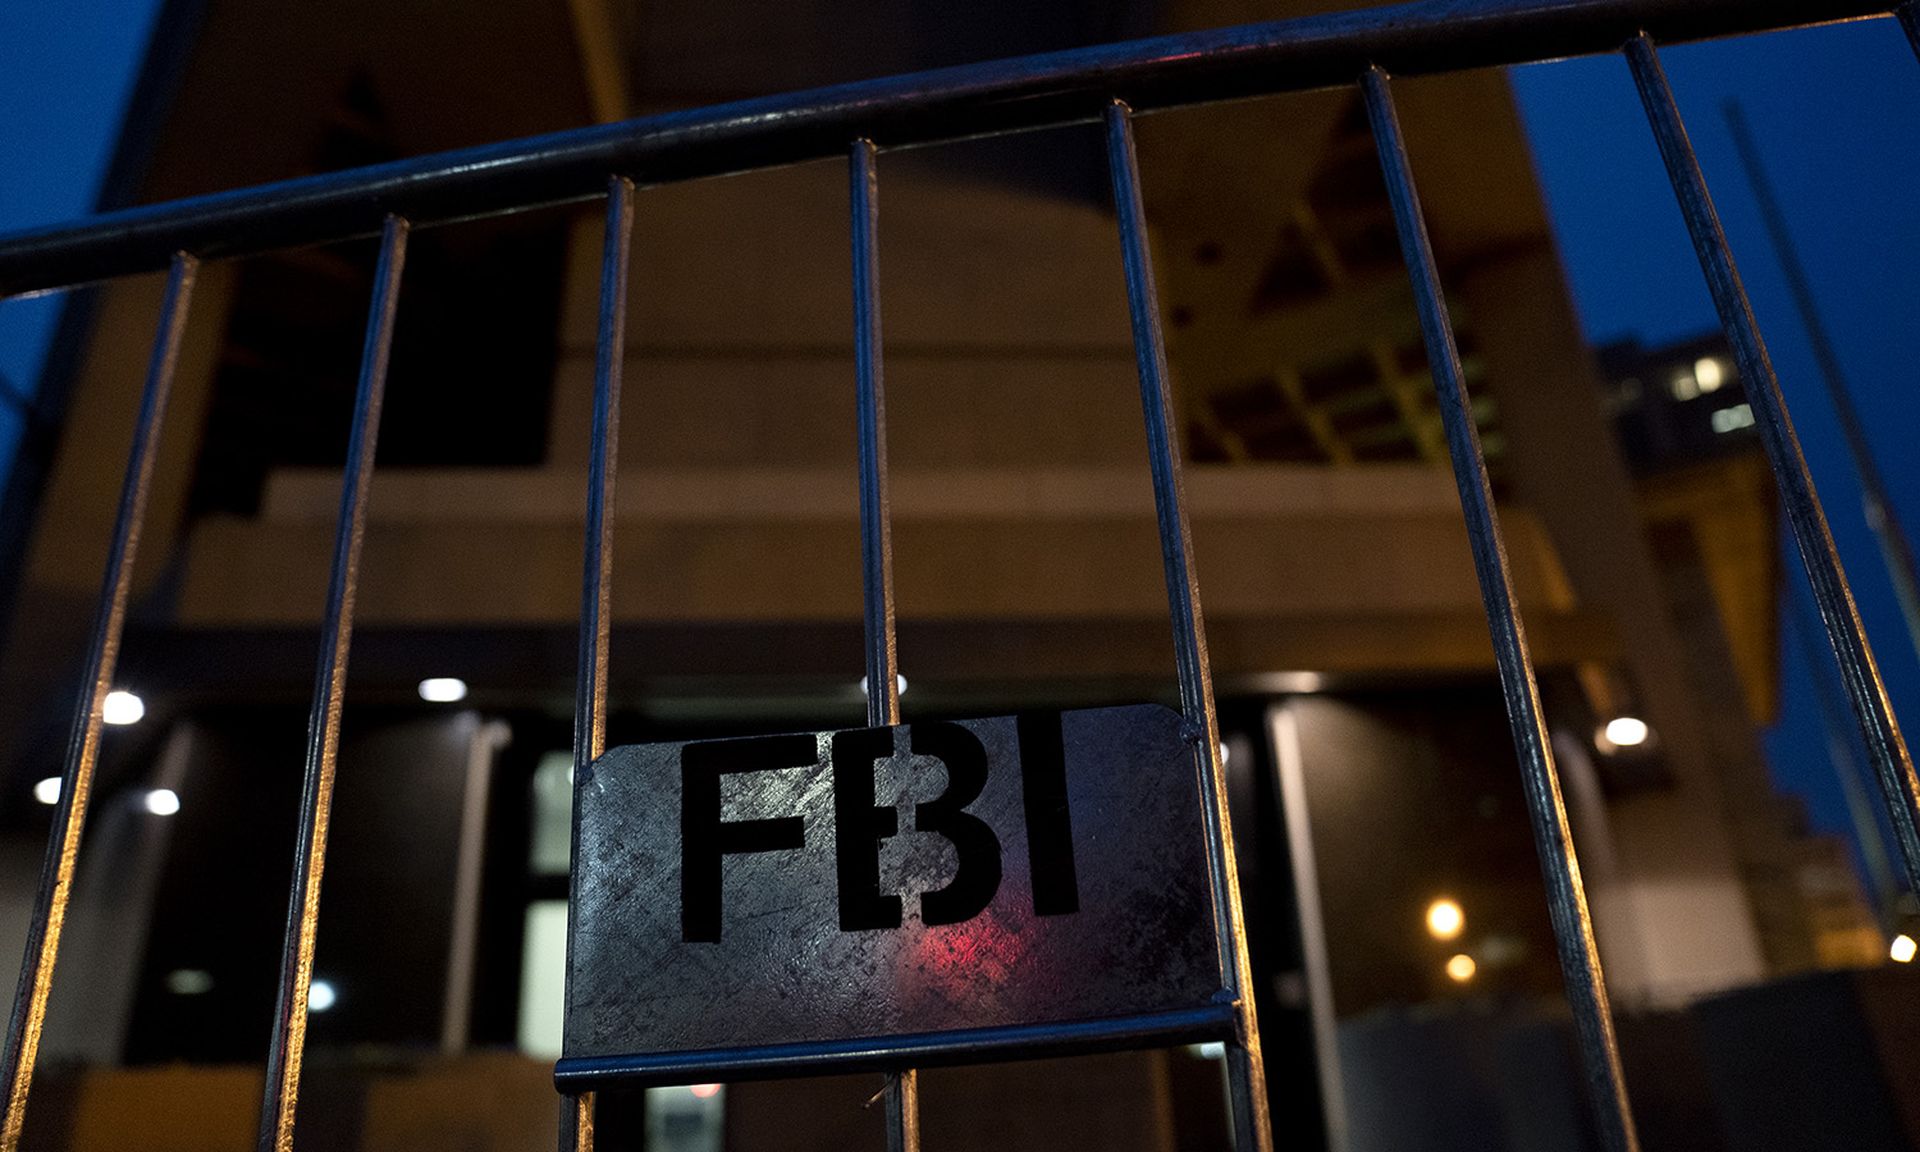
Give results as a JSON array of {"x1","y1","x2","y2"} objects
[
  {"x1": 1104, "y1": 98, "x2": 1273, "y2": 1152},
  {"x1": 0, "y1": 252, "x2": 197, "y2": 1152},
  {"x1": 557, "y1": 174, "x2": 635, "y2": 1152},
  {"x1": 257, "y1": 215, "x2": 408, "y2": 1152},
  {"x1": 1361, "y1": 66, "x2": 1640, "y2": 1152},
  {"x1": 560, "y1": 1094, "x2": 594, "y2": 1152},
  {"x1": 849, "y1": 136, "x2": 919, "y2": 1152}
]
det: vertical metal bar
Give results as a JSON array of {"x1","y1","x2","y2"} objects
[
  {"x1": 1360, "y1": 68, "x2": 1640, "y2": 1152},
  {"x1": 560, "y1": 1095, "x2": 595, "y2": 1152},
  {"x1": 850, "y1": 137, "x2": 917, "y2": 1152},
  {"x1": 1103, "y1": 99, "x2": 1272, "y2": 1152},
  {"x1": 1626, "y1": 34, "x2": 1920, "y2": 895},
  {"x1": 884, "y1": 1069, "x2": 920, "y2": 1150},
  {"x1": 257, "y1": 216, "x2": 408, "y2": 1152},
  {"x1": 1900, "y1": 2, "x2": 1920, "y2": 64},
  {"x1": 1724, "y1": 101, "x2": 1920, "y2": 678},
  {"x1": 560, "y1": 175, "x2": 635, "y2": 1152},
  {"x1": 0, "y1": 252, "x2": 197, "y2": 1152},
  {"x1": 1785, "y1": 592, "x2": 1901, "y2": 922},
  {"x1": 852, "y1": 139, "x2": 900, "y2": 735}
]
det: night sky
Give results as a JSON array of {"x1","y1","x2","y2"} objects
[
  {"x1": 2, "y1": 7, "x2": 1917, "y2": 882},
  {"x1": 0, "y1": 0, "x2": 163, "y2": 468},
  {"x1": 1510, "y1": 19, "x2": 1920, "y2": 877}
]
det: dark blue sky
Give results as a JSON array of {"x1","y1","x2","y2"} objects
[
  {"x1": 1510, "y1": 18, "x2": 1920, "y2": 872},
  {"x1": 2, "y1": 7, "x2": 1917, "y2": 877},
  {"x1": 0, "y1": 0, "x2": 164, "y2": 465}
]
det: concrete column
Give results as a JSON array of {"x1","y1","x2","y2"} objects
[{"x1": 1459, "y1": 243, "x2": 1767, "y2": 1004}]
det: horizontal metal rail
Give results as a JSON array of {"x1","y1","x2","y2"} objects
[
  {"x1": 0, "y1": 0, "x2": 1891, "y2": 297},
  {"x1": 553, "y1": 1005, "x2": 1236, "y2": 1087}
]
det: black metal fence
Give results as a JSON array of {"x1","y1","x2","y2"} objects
[{"x1": 0, "y1": 2, "x2": 1916, "y2": 1151}]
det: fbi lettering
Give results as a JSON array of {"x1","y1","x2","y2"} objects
[{"x1": 679, "y1": 717, "x2": 1078, "y2": 942}]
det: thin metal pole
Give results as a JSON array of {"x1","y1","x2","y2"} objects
[
  {"x1": 0, "y1": 252, "x2": 196, "y2": 1152},
  {"x1": 558, "y1": 176, "x2": 635, "y2": 1152},
  {"x1": 257, "y1": 215, "x2": 408, "y2": 1152},
  {"x1": 1360, "y1": 68, "x2": 1639, "y2": 1152},
  {"x1": 884, "y1": 1070, "x2": 921, "y2": 1150},
  {"x1": 558, "y1": 1087, "x2": 595, "y2": 1152},
  {"x1": 1103, "y1": 99, "x2": 1272, "y2": 1152},
  {"x1": 0, "y1": 0, "x2": 1892, "y2": 297},
  {"x1": 1626, "y1": 33, "x2": 1920, "y2": 896},
  {"x1": 850, "y1": 136, "x2": 918, "y2": 1152},
  {"x1": 1723, "y1": 100, "x2": 1920, "y2": 679},
  {"x1": 1785, "y1": 590, "x2": 1902, "y2": 920},
  {"x1": 853, "y1": 139, "x2": 900, "y2": 734},
  {"x1": 1900, "y1": 2, "x2": 1920, "y2": 64}
]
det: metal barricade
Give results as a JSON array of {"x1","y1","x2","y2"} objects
[{"x1": 0, "y1": 2, "x2": 1915, "y2": 1151}]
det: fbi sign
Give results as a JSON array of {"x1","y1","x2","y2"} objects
[{"x1": 559, "y1": 704, "x2": 1225, "y2": 1082}]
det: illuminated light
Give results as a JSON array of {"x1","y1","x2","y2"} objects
[
  {"x1": 1694, "y1": 356, "x2": 1725, "y2": 392},
  {"x1": 143, "y1": 789, "x2": 180, "y2": 816},
  {"x1": 1669, "y1": 370, "x2": 1700, "y2": 402},
  {"x1": 165, "y1": 969, "x2": 213, "y2": 995},
  {"x1": 1255, "y1": 671, "x2": 1324, "y2": 694},
  {"x1": 1893, "y1": 934, "x2": 1917, "y2": 964},
  {"x1": 1446, "y1": 953, "x2": 1477, "y2": 983},
  {"x1": 418, "y1": 677, "x2": 468, "y2": 703},
  {"x1": 1197, "y1": 1041, "x2": 1226, "y2": 1060},
  {"x1": 688, "y1": 1084, "x2": 722, "y2": 1099},
  {"x1": 1218, "y1": 743, "x2": 1231, "y2": 768},
  {"x1": 32, "y1": 778, "x2": 60, "y2": 806},
  {"x1": 308, "y1": 979, "x2": 337, "y2": 1012},
  {"x1": 1604, "y1": 716, "x2": 1650, "y2": 748},
  {"x1": 1711, "y1": 404, "x2": 1755, "y2": 435},
  {"x1": 1426, "y1": 898, "x2": 1465, "y2": 941},
  {"x1": 102, "y1": 690, "x2": 144, "y2": 726},
  {"x1": 859, "y1": 674, "x2": 908, "y2": 698},
  {"x1": 908, "y1": 905, "x2": 1026, "y2": 991}
]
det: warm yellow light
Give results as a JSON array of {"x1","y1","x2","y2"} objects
[
  {"x1": 1893, "y1": 934, "x2": 1917, "y2": 964},
  {"x1": 1603, "y1": 716, "x2": 1650, "y2": 748},
  {"x1": 1446, "y1": 953, "x2": 1477, "y2": 983},
  {"x1": 1426, "y1": 898, "x2": 1465, "y2": 941},
  {"x1": 1694, "y1": 356, "x2": 1725, "y2": 392}
]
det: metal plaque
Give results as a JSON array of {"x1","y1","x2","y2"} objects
[{"x1": 561, "y1": 703, "x2": 1224, "y2": 1077}]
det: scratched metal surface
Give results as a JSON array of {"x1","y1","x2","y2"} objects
[{"x1": 565, "y1": 703, "x2": 1222, "y2": 1060}]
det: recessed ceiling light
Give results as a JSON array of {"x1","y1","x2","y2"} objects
[
  {"x1": 103, "y1": 690, "x2": 144, "y2": 726},
  {"x1": 418, "y1": 677, "x2": 468, "y2": 703}
]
